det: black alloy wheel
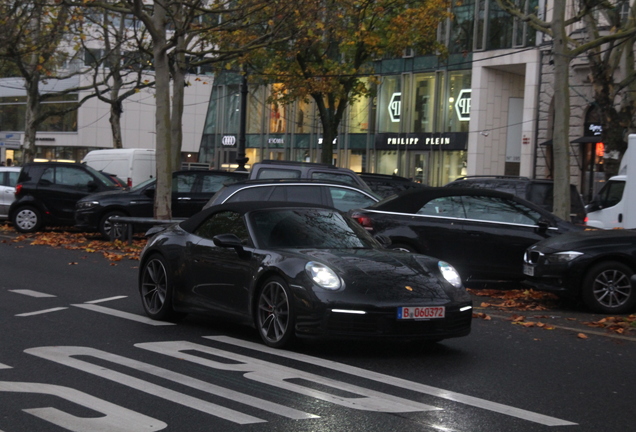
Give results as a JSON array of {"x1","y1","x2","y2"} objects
[
  {"x1": 139, "y1": 255, "x2": 183, "y2": 321},
  {"x1": 99, "y1": 210, "x2": 126, "y2": 239},
  {"x1": 582, "y1": 261, "x2": 636, "y2": 314},
  {"x1": 12, "y1": 206, "x2": 43, "y2": 233},
  {"x1": 256, "y1": 276, "x2": 295, "y2": 348}
]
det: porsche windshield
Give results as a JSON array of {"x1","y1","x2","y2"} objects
[{"x1": 251, "y1": 208, "x2": 376, "y2": 249}]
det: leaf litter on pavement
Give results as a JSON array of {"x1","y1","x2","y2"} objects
[
  {"x1": 1, "y1": 224, "x2": 144, "y2": 264},
  {"x1": 468, "y1": 287, "x2": 636, "y2": 337}
]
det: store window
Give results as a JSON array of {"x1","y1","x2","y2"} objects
[
  {"x1": 412, "y1": 73, "x2": 436, "y2": 133},
  {"x1": 348, "y1": 80, "x2": 371, "y2": 134},
  {"x1": 269, "y1": 84, "x2": 286, "y2": 134},
  {"x1": 295, "y1": 98, "x2": 312, "y2": 134},
  {"x1": 378, "y1": 76, "x2": 401, "y2": 133},
  {"x1": 444, "y1": 71, "x2": 471, "y2": 133},
  {"x1": 224, "y1": 84, "x2": 240, "y2": 135},
  {"x1": 247, "y1": 86, "x2": 265, "y2": 134}
]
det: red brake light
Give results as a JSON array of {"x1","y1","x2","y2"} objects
[
  {"x1": 127, "y1": 178, "x2": 132, "y2": 187},
  {"x1": 352, "y1": 214, "x2": 374, "y2": 230},
  {"x1": 14, "y1": 183, "x2": 22, "y2": 196}
]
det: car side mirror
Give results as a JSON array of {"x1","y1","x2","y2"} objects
[
  {"x1": 536, "y1": 219, "x2": 549, "y2": 233},
  {"x1": 213, "y1": 233, "x2": 251, "y2": 258},
  {"x1": 374, "y1": 234, "x2": 392, "y2": 248},
  {"x1": 144, "y1": 188, "x2": 155, "y2": 198},
  {"x1": 87, "y1": 180, "x2": 98, "y2": 192}
]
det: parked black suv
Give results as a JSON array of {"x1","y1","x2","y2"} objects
[
  {"x1": 249, "y1": 160, "x2": 372, "y2": 192},
  {"x1": 445, "y1": 176, "x2": 587, "y2": 224},
  {"x1": 9, "y1": 162, "x2": 123, "y2": 233},
  {"x1": 75, "y1": 169, "x2": 247, "y2": 238}
]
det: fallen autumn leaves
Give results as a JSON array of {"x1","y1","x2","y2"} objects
[
  {"x1": 469, "y1": 288, "x2": 636, "y2": 337},
  {"x1": 1, "y1": 224, "x2": 144, "y2": 264}
]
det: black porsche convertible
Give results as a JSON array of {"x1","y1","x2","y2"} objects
[{"x1": 138, "y1": 202, "x2": 473, "y2": 347}]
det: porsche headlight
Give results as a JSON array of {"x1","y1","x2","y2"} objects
[
  {"x1": 305, "y1": 262, "x2": 341, "y2": 290},
  {"x1": 546, "y1": 251, "x2": 583, "y2": 263},
  {"x1": 438, "y1": 261, "x2": 462, "y2": 288}
]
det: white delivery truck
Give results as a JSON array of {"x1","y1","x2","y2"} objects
[
  {"x1": 586, "y1": 134, "x2": 636, "y2": 229},
  {"x1": 82, "y1": 148, "x2": 156, "y2": 187}
]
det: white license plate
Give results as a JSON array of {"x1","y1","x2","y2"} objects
[
  {"x1": 523, "y1": 264, "x2": 534, "y2": 276},
  {"x1": 397, "y1": 306, "x2": 445, "y2": 320}
]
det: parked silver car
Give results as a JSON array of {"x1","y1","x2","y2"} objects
[{"x1": 0, "y1": 166, "x2": 21, "y2": 219}]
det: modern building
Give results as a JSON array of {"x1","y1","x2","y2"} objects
[{"x1": 0, "y1": 74, "x2": 211, "y2": 166}]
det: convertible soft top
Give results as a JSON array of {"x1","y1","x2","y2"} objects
[{"x1": 179, "y1": 201, "x2": 334, "y2": 233}]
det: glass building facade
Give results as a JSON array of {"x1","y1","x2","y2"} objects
[{"x1": 197, "y1": 0, "x2": 539, "y2": 186}]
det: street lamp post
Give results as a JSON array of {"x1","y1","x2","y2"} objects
[{"x1": 236, "y1": 70, "x2": 249, "y2": 172}]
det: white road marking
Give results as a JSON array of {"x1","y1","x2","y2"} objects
[
  {"x1": 16, "y1": 307, "x2": 68, "y2": 317},
  {"x1": 25, "y1": 346, "x2": 265, "y2": 425},
  {"x1": 0, "y1": 381, "x2": 166, "y2": 431},
  {"x1": 137, "y1": 341, "x2": 439, "y2": 413},
  {"x1": 0, "y1": 363, "x2": 12, "y2": 369},
  {"x1": 85, "y1": 296, "x2": 128, "y2": 304},
  {"x1": 9, "y1": 289, "x2": 56, "y2": 298},
  {"x1": 71, "y1": 304, "x2": 175, "y2": 326},
  {"x1": 205, "y1": 336, "x2": 577, "y2": 427}
]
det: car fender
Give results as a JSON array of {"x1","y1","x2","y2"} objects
[{"x1": 9, "y1": 195, "x2": 49, "y2": 219}]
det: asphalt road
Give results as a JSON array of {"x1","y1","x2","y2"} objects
[{"x1": 1, "y1": 233, "x2": 635, "y2": 432}]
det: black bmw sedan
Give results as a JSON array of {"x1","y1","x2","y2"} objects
[
  {"x1": 523, "y1": 229, "x2": 636, "y2": 314},
  {"x1": 350, "y1": 187, "x2": 584, "y2": 287},
  {"x1": 138, "y1": 202, "x2": 473, "y2": 347}
]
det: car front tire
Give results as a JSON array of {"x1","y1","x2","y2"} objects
[
  {"x1": 139, "y1": 254, "x2": 184, "y2": 321},
  {"x1": 12, "y1": 206, "x2": 43, "y2": 233},
  {"x1": 255, "y1": 276, "x2": 296, "y2": 348},
  {"x1": 582, "y1": 261, "x2": 636, "y2": 314},
  {"x1": 99, "y1": 210, "x2": 126, "y2": 239}
]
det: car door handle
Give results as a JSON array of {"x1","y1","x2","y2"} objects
[
  {"x1": 466, "y1": 231, "x2": 482, "y2": 237},
  {"x1": 178, "y1": 197, "x2": 191, "y2": 200}
]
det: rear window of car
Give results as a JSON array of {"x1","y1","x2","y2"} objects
[
  {"x1": 256, "y1": 168, "x2": 301, "y2": 179},
  {"x1": 311, "y1": 171, "x2": 358, "y2": 187},
  {"x1": 226, "y1": 186, "x2": 275, "y2": 202},
  {"x1": 269, "y1": 185, "x2": 324, "y2": 205},
  {"x1": 200, "y1": 174, "x2": 244, "y2": 193}
]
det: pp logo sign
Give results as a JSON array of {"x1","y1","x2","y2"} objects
[
  {"x1": 455, "y1": 89, "x2": 471, "y2": 121},
  {"x1": 388, "y1": 93, "x2": 401, "y2": 123}
]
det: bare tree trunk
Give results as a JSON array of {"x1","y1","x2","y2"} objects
[
  {"x1": 23, "y1": 75, "x2": 41, "y2": 163},
  {"x1": 109, "y1": 100, "x2": 124, "y2": 149},
  {"x1": 551, "y1": 1, "x2": 571, "y2": 221},
  {"x1": 151, "y1": 0, "x2": 173, "y2": 220}
]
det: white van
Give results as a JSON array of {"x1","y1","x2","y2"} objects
[
  {"x1": 82, "y1": 148, "x2": 156, "y2": 187},
  {"x1": 586, "y1": 134, "x2": 636, "y2": 229}
]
